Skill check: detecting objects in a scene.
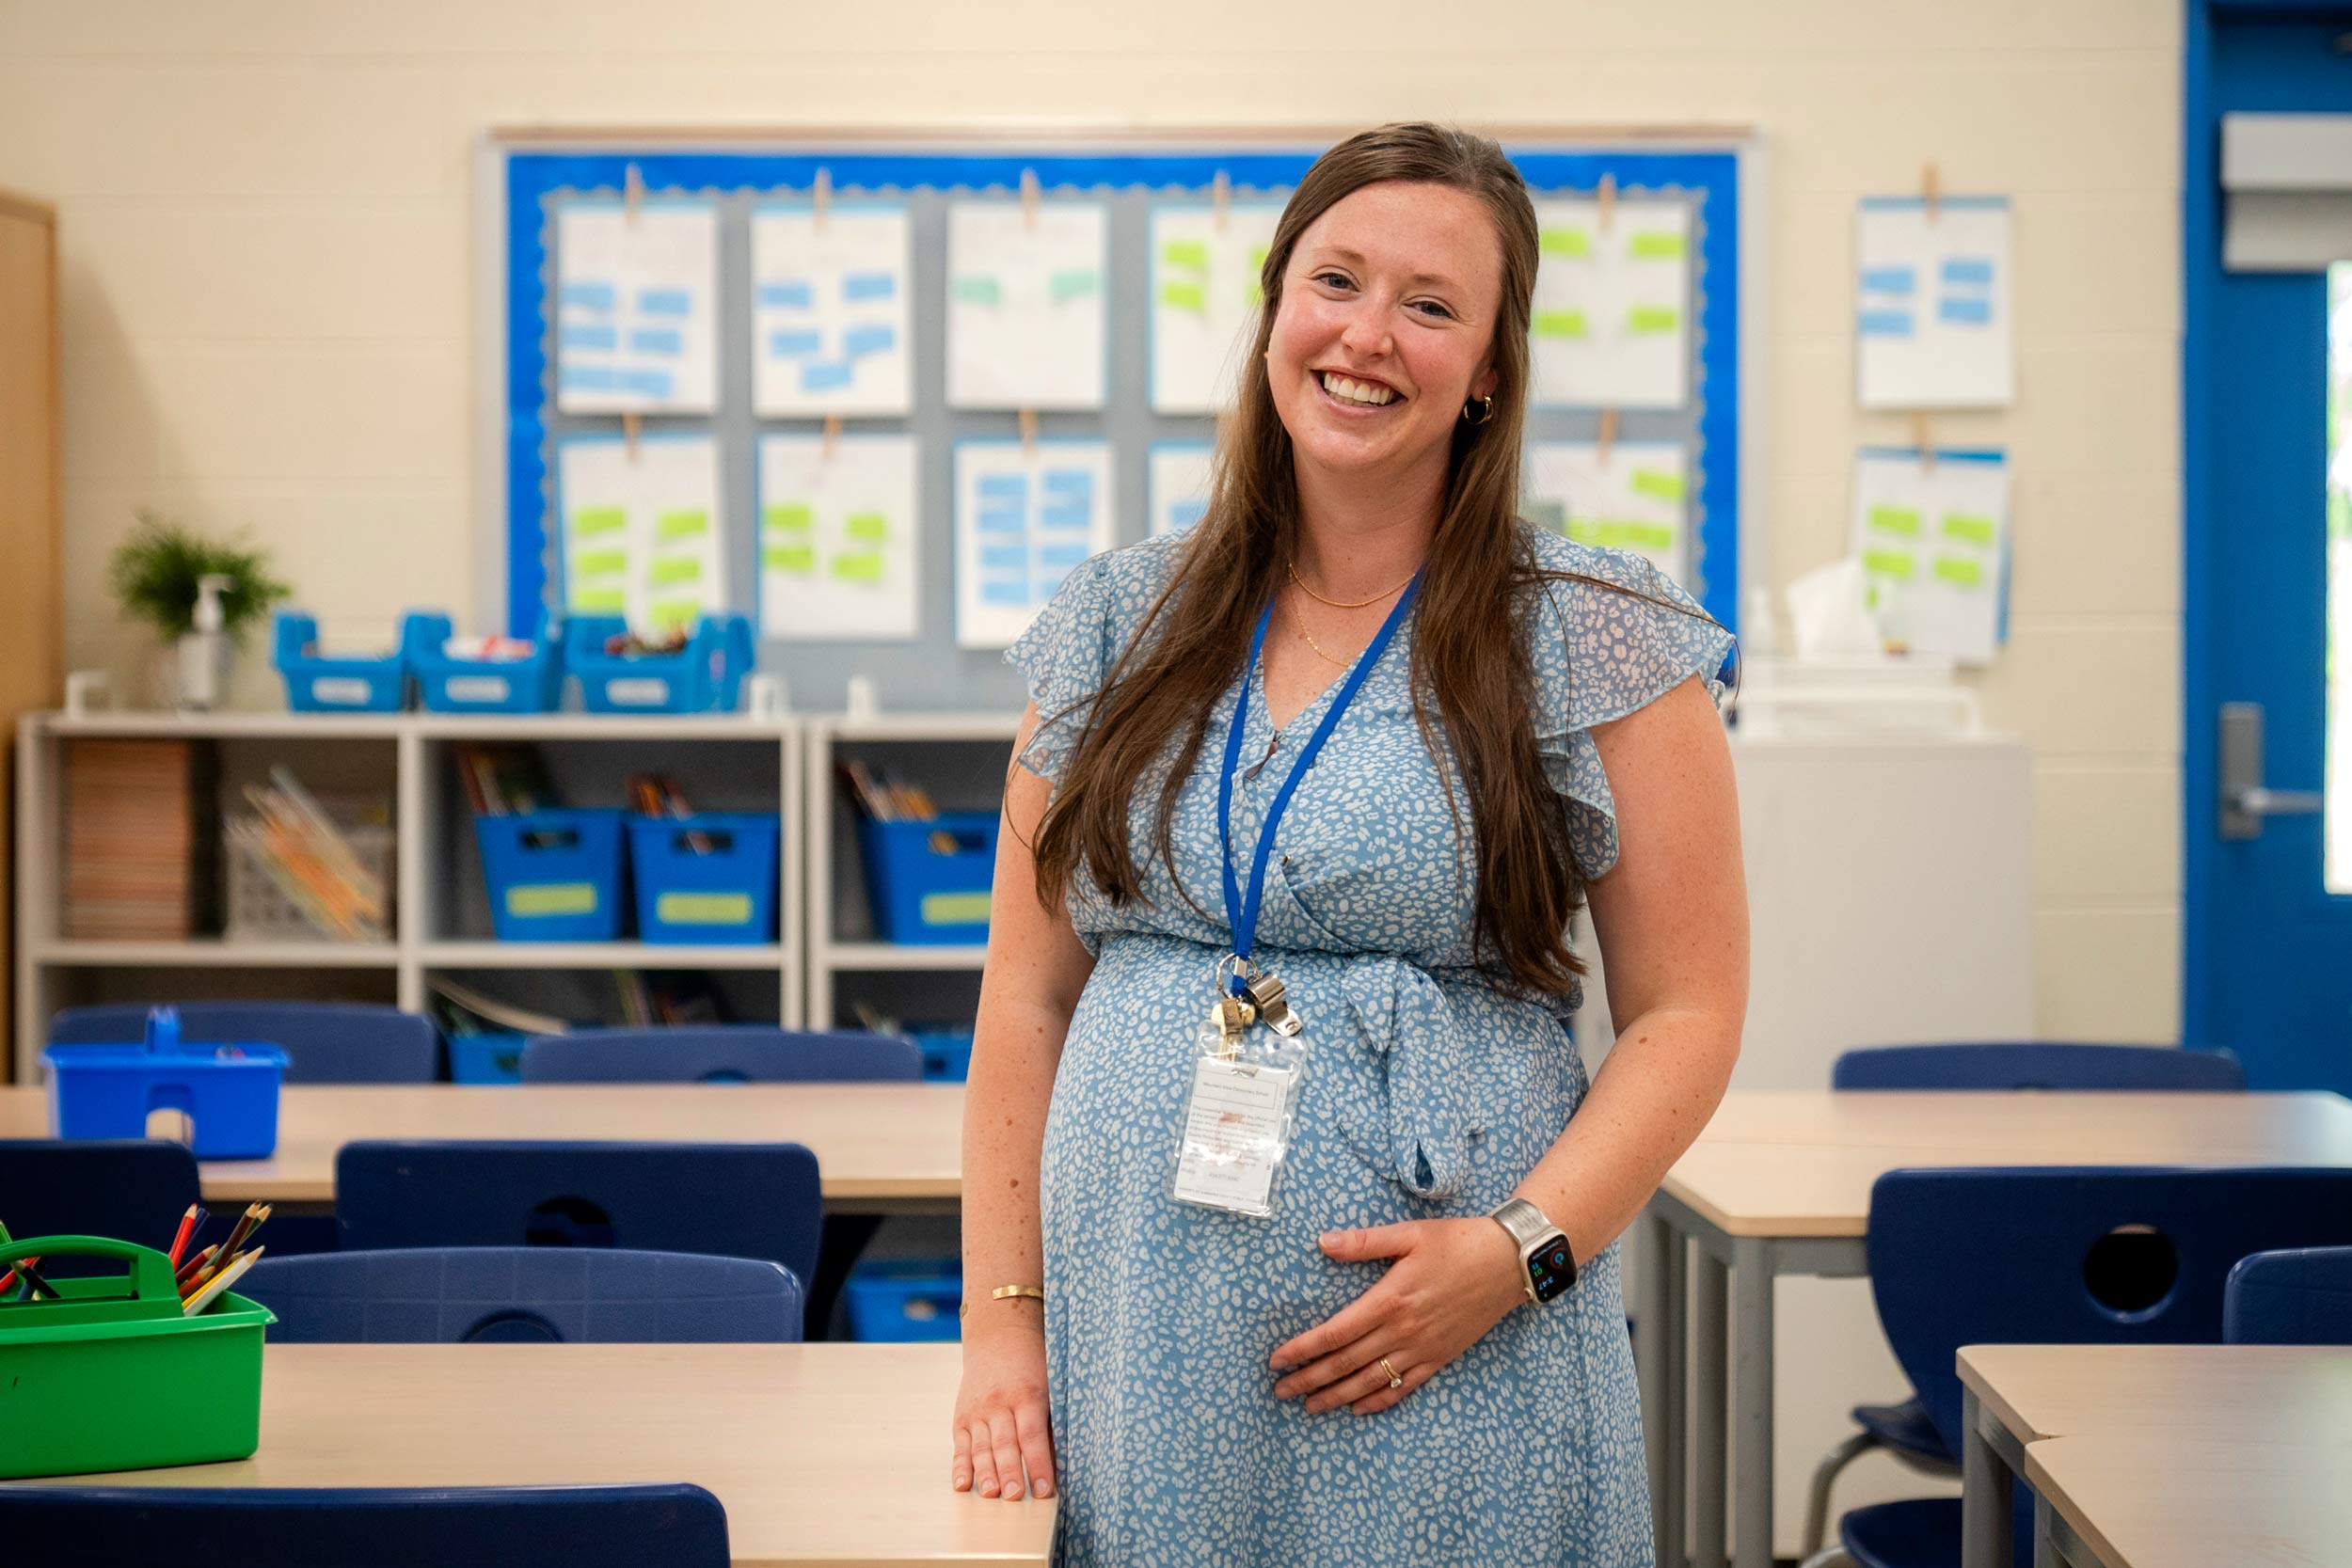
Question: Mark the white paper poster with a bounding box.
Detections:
[946,202,1107,410]
[954,440,1116,648]
[757,434,920,641]
[1855,197,2014,409]
[1523,441,1691,588]
[553,198,719,414]
[1528,197,1691,410]
[1149,202,1283,413]
[1149,442,1216,536]
[750,202,914,418]
[555,433,729,636]
[1849,447,2010,664]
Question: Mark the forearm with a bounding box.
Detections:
[959,988,1076,1327]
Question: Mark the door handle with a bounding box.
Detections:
[2218,702,2325,840]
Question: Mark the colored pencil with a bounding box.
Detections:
[175,1243,219,1291]
[8,1256,56,1300]
[167,1203,202,1268]
[182,1247,262,1315]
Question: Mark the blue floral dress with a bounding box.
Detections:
[1006,524,1734,1568]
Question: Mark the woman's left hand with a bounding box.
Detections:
[1268,1217,1528,1416]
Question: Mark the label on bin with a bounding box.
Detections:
[310,676,373,705]
[920,891,992,927]
[605,677,671,705]
[446,674,511,703]
[508,882,598,917]
[657,892,753,926]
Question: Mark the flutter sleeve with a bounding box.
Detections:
[1002,552,1120,787]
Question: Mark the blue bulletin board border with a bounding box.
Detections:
[501,144,1743,639]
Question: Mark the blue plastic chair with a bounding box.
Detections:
[335,1140,822,1323]
[518,1025,921,1085]
[0,1139,199,1279]
[1833,1166,2352,1568]
[1831,1041,2246,1092]
[243,1246,803,1344]
[0,1483,727,1566]
[2225,1245,2352,1345]
[49,1003,440,1085]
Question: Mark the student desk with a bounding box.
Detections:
[0,1082,967,1214]
[1630,1091,2352,1568]
[1957,1343,2352,1568]
[24,1342,1053,1566]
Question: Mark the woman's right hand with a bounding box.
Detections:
[950,1319,1056,1500]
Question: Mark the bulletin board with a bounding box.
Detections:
[485,132,1753,712]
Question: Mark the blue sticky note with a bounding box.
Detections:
[560,280,616,312]
[1169,500,1208,531]
[841,271,898,303]
[981,579,1031,607]
[629,327,683,356]
[768,329,823,358]
[976,505,1027,535]
[561,324,618,353]
[977,474,1028,502]
[1858,309,1915,339]
[1041,468,1096,500]
[1938,295,1994,325]
[841,324,897,358]
[1038,541,1092,569]
[637,288,692,317]
[1039,501,1094,531]
[560,366,617,393]
[979,544,1028,571]
[800,360,854,392]
[1941,257,1996,287]
[1859,265,1915,296]
[757,279,815,309]
[622,368,675,400]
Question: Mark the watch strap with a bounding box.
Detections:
[1489,1196,1557,1251]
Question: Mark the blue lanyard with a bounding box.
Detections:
[1216,568,1423,993]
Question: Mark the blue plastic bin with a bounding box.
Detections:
[564,614,754,715]
[626,814,779,944]
[272,610,406,712]
[844,1259,963,1342]
[857,811,998,945]
[42,1008,289,1160]
[475,808,628,942]
[446,1032,529,1085]
[911,1029,975,1083]
[403,610,564,714]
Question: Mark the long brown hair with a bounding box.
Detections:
[1029,121,1713,996]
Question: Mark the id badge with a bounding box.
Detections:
[1169,967,1310,1218]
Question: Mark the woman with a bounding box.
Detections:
[952,121,1748,1566]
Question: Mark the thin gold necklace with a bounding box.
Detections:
[1284,591,1359,669]
[1287,560,1414,610]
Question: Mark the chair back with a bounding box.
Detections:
[50,1003,439,1085]
[1869,1166,2352,1455]
[518,1025,920,1085]
[0,1140,199,1276]
[2224,1244,2352,1345]
[0,1483,728,1566]
[1833,1041,2245,1092]
[335,1140,821,1311]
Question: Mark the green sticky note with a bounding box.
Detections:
[1565,517,1603,546]
[1539,227,1592,259]
[508,882,596,917]
[649,557,702,586]
[1533,309,1588,340]
[1593,519,1676,552]
[1248,245,1269,271]
[1933,555,1986,590]
[573,505,627,538]
[1629,230,1687,260]
[765,543,816,575]
[1246,283,1263,307]
[657,892,754,927]
[1049,267,1101,305]
[953,275,1002,307]
[1162,238,1210,273]
[574,587,627,611]
[1941,512,1997,546]
[1863,548,1916,580]
[656,509,708,541]
[1160,280,1207,313]
[648,598,701,631]
[1867,504,1922,538]
[1630,468,1685,503]
[1627,305,1680,334]
[575,548,627,578]
[765,503,814,534]
[844,511,889,542]
[920,890,992,927]
[832,552,885,583]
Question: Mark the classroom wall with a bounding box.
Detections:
[0,1,2184,1042]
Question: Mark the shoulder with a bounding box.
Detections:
[1512,521,1736,729]
[1082,528,1191,619]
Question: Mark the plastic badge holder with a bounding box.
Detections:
[272,609,408,712]
[842,1259,964,1343]
[446,1031,529,1085]
[564,613,755,715]
[626,813,779,944]
[44,1008,289,1160]
[0,1235,275,1479]
[403,610,564,714]
[857,810,999,945]
[474,808,629,942]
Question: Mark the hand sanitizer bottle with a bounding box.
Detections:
[177,573,234,711]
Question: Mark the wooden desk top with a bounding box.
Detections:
[0,1083,966,1206]
[34,1343,1051,1567]
[2025,1432,2352,1568]
[1958,1343,2352,1449]
[1662,1092,2352,1237]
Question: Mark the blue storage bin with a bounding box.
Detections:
[272,610,406,713]
[857,811,998,945]
[844,1259,963,1342]
[564,614,754,715]
[42,1008,288,1161]
[446,1032,529,1085]
[475,808,628,942]
[403,610,564,714]
[626,813,778,944]
[911,1029,975,1083]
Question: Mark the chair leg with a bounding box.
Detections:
[1801,1432,1883,1557]
[807,1214,884,1340]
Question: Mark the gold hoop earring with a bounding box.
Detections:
[1461,395,1495,425]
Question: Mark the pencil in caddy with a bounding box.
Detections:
[272,610,408,712]
[0,1236,275,1479]
[402,610,564,714]
[43,1006,288,1160]
[564,613,753,714]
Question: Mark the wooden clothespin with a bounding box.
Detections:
[1596,407,1619,465]
[1920,160,1940,223]
[1912,411,1936,472]
[1212,169,1232,233]
[814,166,832,232]
[1020,167,1041,232]
[1596,173,1617,233]
[623,410,642,462]
[1018,407,1039,459]
[822,412,841,462]
[624,163,644,226]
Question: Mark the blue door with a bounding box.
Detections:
[2185,4,2352,1090]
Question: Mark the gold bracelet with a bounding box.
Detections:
[957,1284,1045,1320]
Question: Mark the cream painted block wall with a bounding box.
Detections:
[0,0,2184,1040]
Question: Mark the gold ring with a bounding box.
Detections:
[1378,1356,1403,1389]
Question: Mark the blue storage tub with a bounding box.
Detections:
[403,610,564,714]
[272,610,407,713]
[475,808,628,942]
[446,1031,529,1085]
[42,1008,289,1160]
[911,1029,975,1083]
[564,614,754,715]
[626,813,779,944]
[856,811,998,945]
[844,1259,963,1343]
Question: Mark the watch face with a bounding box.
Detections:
[1526,1239,1577,1303]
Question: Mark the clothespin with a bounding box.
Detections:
[1021,167,1040,232]
[822,412,841,462]
[624,163,644,226]
[814,166,832,232]
[1596,172,1616,233]
[1920,161,1940,224]
[624,410,642,462]
[1596,407,1619,465]
[1212,169,1231,233]
[1019,407,1039,459]
[1912,411,1936,472]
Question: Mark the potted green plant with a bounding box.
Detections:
[106,511,291,710]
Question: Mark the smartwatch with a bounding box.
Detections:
[1489,1196,1579,1304]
